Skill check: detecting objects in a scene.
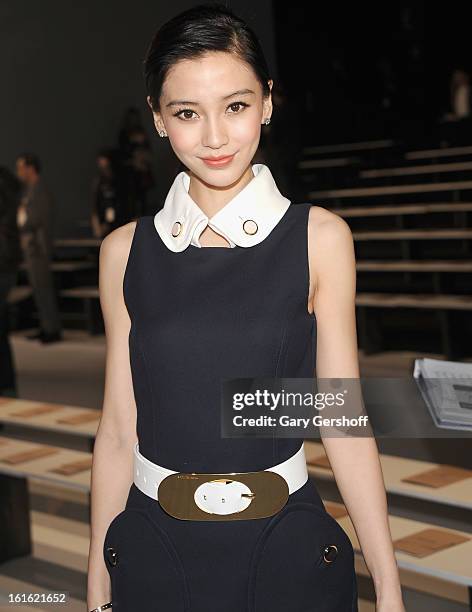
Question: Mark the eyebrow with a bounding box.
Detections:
[165,89,256,107]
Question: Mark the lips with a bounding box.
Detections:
[203,155,233,161]
[200,153,235,167]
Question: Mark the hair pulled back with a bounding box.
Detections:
[144,3,271,112]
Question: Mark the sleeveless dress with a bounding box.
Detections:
[102,191,359,611]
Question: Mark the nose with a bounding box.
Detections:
[201,115,229,149]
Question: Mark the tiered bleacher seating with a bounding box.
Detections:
[300,137,472,359]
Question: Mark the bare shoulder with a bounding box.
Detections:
[307,206,355,311]
[99,221,137,265]
[98,221,138,305]
[307,205,353,249]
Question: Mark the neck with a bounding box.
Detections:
[187,165,254,218]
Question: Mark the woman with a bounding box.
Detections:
[87,5,405,611]
[91,148,128,239]
[117,107,155,218]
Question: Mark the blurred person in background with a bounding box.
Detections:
[16,153,62,343]
[91,148,128,238]
[118,106,155,217]
[441,68,472,144]
[0,167,22,396]
[118,106,146,153]
[450,68,470,119]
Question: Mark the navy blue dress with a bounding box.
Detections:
[103,203,359,611]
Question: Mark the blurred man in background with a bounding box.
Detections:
[16,153,62,343]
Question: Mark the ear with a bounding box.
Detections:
[147,96,166,134]
[262,79,273,121]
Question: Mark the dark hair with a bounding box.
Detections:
[17,152,41,174]
[144,3,271,112]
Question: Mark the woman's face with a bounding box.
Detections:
[149,51,272,188]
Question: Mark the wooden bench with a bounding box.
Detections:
[324,499,472,610]
[355,260,472,299]
[298,156,360,170]
[59,286,101,334]
[54,238,101,248]
[360,161,472,179]
[0,435,93,563]
[355,292,472,310]
[356,260,472,272]
[353,228,472,241]
[303,139,395,156]
[350,227,471,267]
[17,261,95,272]
[406,145,472,161]
[331,202,472,218]
[0,436,92,492]
[305,441,472,511]
[309,180,472,201]
[0,397,99,446]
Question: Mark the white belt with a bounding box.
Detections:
[133,442,308,518]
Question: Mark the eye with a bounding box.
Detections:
[173,108,198,121]
[227,101,249,113]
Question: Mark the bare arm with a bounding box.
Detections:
[86,221,138,610]
[308,206,405,610]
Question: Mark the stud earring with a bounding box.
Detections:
[158,129,167,138]
[263,118,271,125]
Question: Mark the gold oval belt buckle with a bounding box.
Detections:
[157,470,289,521]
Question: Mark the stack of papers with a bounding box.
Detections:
[413,358,472,430]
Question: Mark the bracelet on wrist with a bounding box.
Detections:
[89,602,112,612]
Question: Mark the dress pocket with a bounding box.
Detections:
[247,502,356,612]
[103,507,190,611]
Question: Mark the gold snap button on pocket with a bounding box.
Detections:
[322,544,338,563]
[242,219,258,235]
[106,546,119,566]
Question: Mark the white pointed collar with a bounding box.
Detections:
[154,163,291,252]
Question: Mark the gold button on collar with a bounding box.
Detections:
[171,221,182,237]
[243,219,258,235]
